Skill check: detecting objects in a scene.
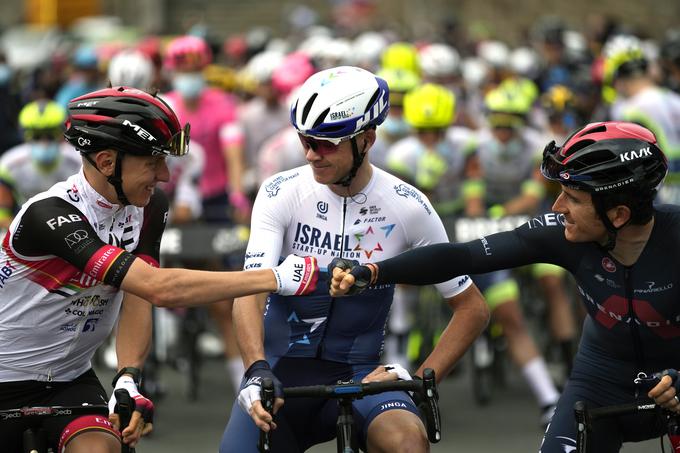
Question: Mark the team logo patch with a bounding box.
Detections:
[602,257,616,273]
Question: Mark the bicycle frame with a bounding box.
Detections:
[258,368,441,453]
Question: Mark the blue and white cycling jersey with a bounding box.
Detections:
[244,164,471,364]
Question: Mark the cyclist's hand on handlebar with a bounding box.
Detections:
[273,254,320,296]
[238,360,284,431]
[648,369,680,413]
[329,258,374,297]
[361,364,412,383]
[108,376,154,447]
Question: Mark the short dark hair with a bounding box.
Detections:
[593,186,656,225]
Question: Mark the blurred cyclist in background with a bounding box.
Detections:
[0,100,81,228]
[603,34,680,205]
[55,44,103,108]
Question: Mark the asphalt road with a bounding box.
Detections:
[98,356,660,453]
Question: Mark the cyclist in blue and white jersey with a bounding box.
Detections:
[221,66,489,453]
[0,87,318,453]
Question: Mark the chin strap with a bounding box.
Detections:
[83,151,131,206]
[592,195,629,251]
[334,136,368,187]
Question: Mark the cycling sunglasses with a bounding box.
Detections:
[25,128,63,141]
[153,123,190,157]
[298,131,363,156]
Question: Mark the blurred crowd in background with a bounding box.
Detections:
[2,0,680,423]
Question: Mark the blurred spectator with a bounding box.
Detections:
[0,100,80,228]
[55,45,103,108]
[0,53,22,155]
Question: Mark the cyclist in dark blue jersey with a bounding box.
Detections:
[331,121,680,452]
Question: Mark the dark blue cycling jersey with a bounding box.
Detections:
[372,206,680,452]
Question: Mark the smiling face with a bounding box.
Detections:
[121,153,170,206]
[551,185,608,243]
[300,129,374,186]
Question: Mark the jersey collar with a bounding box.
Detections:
[75,168,122,218]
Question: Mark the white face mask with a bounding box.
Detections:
[172,72,206,99]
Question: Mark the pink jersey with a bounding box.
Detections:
[164,88,243,198]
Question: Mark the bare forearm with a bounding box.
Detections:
[226,146,245,193]
[233,293,267,368]
[415,293,489,382]
[122,260,278,308]
[116,293,153,369]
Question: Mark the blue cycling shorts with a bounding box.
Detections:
[219,357,420,453]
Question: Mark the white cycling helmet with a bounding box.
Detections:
[509,47,540,78]
[291,66,389,186]
[477,40,510,68]
[351,31,389,70]
[244,50,285,84]
[291,66,389,140]
[108,50,154,90]
[419,43,460,79]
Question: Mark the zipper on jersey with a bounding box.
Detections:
[624,267,646,374]
[316,197,348,358]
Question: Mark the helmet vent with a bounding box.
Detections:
[301,93,318,125]
[578,124,607,137]
[312,108,330,129]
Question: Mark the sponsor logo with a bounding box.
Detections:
[635,281,674,294]
[77,137,91,147]
[46,214,83,230]
[245,251,265,259]
[379,401,408,411]
[480,237,492,255]
[122,119,156,142]
[620,147,651,162]
[602,257,616,273]
[527,213,566,229]
[97,199,113,209]
[329,108,355,120]
[76,101,98,108]
[594,178,634,192]
[67,185,80,202]
[0,260,17,289]
[316,201,328,221]
[64,229,89,249]
[59,323,78,332]
[265,172,300,198]
[244,263,262,269]
[1,412,21,420]
[90,247,117,277]
[458,275,470,286]
[359,207,368,215]
[355,93,387,131]
[393,184,431,215]
[83,318,99,332]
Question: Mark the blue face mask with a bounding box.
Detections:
[31,143,60,165]
[382,116,410,138]
[0,64,12,86]
[172,73,206,99]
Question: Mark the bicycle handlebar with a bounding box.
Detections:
[114,389,137,453]
[258,368,441,453]
[0,404,109,421]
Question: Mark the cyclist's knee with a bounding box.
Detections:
[59,415,120,453]
[367,410,428,453]
[492,301,527,335]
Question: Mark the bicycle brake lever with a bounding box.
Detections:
[421,368,441,443]
[258,378,274,453]
[114,389,136,453]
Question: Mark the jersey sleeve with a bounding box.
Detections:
[11,197,136,287]
[132,190,169,267]
[398,187,472,298]
[242,177,289,271]
[375,212,573,287]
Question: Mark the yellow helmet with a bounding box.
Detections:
[377,68,420,107]
[541,84,574,113]
[403,83,455,129]
[19,101,66,139]
[484,85,530,128]
[602,34,647,86]
[381,42,420,75]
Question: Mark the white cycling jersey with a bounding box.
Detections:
[244,164,471,362]
[0,169,167,382]
[0,143,82,204]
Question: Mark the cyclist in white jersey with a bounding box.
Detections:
[0,100,81,228]
[221,66,488,453]
[0,87,318,453]
[603,34,680,204]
